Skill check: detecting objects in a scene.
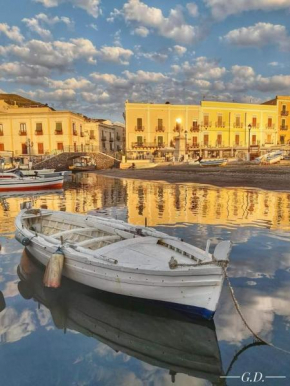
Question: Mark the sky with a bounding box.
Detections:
[0,0,290,121]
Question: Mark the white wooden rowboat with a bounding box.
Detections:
[0,173,64,191]
[18,251,223,383]
[199,159,227,167]
[15,209,232,319]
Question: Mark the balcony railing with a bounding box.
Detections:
[135,126,145,132]
[266,124,275,129]
[215,122,225,128]
[132,142,165,148]
[200,122,212,128]
[101,136,107,141]
[80,132,84,137]
[55,130,63,135]
[188,144,200,149]
[190,125,199,132]
[73,129,78,136]
[89,134,95,140]
[155,126,165,132]
[35,130,43,135]
[281,110,289,116]
[233,123,244,128]
[116,135,121,141]
[109,138,114,142]
[19,130,27,136]
[215,142,225,148]
[281,125,288,130]
[251,123,260,129]
[173,126,183,133]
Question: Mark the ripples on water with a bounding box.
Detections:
[0,173,290,386]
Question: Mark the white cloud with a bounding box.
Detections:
[204,0,290,20]
[133,26,149,37]
[173,45,187,56]
[268,62,279,66]
[222,23,289,49]
[0,62,50,77]
[122,0,199,44]
[0,23,24,43]
[172,56,226,79]
[34,0,101,18]
[90,72,129,87]
[186,3,199,17]
[88,23,98,31]
[22,18,52,40]
[21,88,77,102]
[0,38,97,69]
[48,77,93,90]
[97,46,133,65]
[123,70,169,83]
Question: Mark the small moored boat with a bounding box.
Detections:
[199,159,227,167]
[15,208,232,319]
[0,173,64,191]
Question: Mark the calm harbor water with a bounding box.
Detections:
[0,173,290,386]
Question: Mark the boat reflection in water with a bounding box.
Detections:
[18,250,224,385]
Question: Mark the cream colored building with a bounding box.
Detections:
[125,100,278,159]
[0,94,124,162]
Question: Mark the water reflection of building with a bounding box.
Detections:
[126,181,290,230]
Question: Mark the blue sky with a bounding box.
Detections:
[0,0,290,121]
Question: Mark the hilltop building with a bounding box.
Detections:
[0,94,125,163]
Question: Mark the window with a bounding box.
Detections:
[72,122,77,135]
[282,119,286,128]
[235,135,239,145]
[282,105,286,113]
[0,124,3,135]
[157,136,163,145]
[137,136,143,145]
[268,117,272,128]
[56,122,63,132]
[252,117,257,127]
[158,119,163,130]
[204,115,209,126]
[235,116,241,127]
[20,123,27,135]
[137,118,143,130]
[36,123,42,132]
[204,134,209,146]
[74,143,77,152]
[38,143,44,154]
[22,143,28,154]
[217,134,222,145]
[192,136,198,146]
[252,135,257,145]
[57,142,63,151]
[192,120,198,129]
[90,130,95,139]
[217,114,223,127]
[0,143,4,151]
[280,136,285,144]
[266,134,272,144]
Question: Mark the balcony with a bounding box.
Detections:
[116,135,121,141]
[266,124,275,129]
[233,123,244,128]
[35,130,43,135]
[101,136,107,141]
[19,130,27,136]
[200,122,212,128]
[251,123,260,129]
[73,129,78,136]
[280,125,288,130]
[155,126,165,132]
[89,134,95,140]
[173,126,183,133]
[135,126,145,132]
[188,144,200,149]
[190,125,200,132]
[215,142,225,148]
[55,130,63,135]
[109,138,114,142]
[281,110,289,116]
[80,132,84,137]
[132,142,165,149]
[215,122,225,128]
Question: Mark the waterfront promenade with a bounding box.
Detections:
[96,163,290,191]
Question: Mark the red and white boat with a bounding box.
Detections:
[0,172,64,192]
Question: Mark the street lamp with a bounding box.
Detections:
[176,118,182,137]
[248,124,252,161]
[185,130,188,154]
[26,138,34,167]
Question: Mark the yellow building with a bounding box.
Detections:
[125,99,278,159]
[263,96,290,145]
[0,94,125,163]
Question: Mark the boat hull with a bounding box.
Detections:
[23,240,224,320]
[0,176,63,191]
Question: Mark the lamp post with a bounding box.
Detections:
[248,124,252,161]
[185,130,188,154]
[26,138,34,168]
[176,118,182,137]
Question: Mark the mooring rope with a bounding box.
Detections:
[223,267,290,355]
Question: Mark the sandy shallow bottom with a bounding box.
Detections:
[95,164,290,191]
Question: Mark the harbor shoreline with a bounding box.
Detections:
[94,164,290,191]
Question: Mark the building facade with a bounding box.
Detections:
[125,99,280,159]
[0,94,125,162]
[263,96,290,145]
